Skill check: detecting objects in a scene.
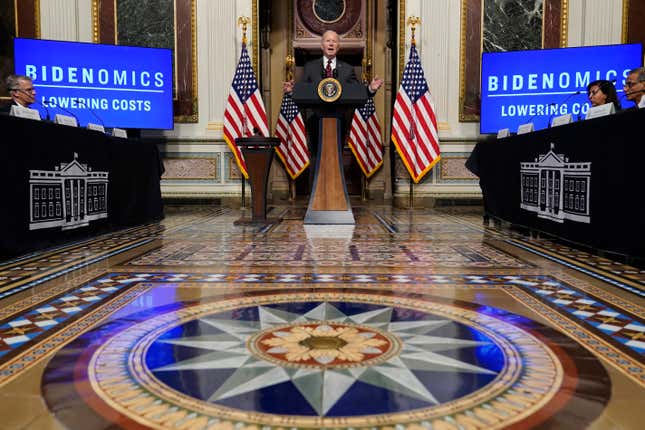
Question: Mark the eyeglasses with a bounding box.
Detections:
[624,80,643,88]
[11,87,35,93]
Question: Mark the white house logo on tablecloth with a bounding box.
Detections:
[520,143,591,224]
[29,153,109,231]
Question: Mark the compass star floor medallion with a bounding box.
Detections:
[42,290,609,429]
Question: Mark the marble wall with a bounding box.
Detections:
[117,0,174,49]
[483,0,543,52]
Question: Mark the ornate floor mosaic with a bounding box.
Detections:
[0,203,643,429]
[126,240,532,268]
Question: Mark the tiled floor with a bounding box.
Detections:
[0,202,643,429]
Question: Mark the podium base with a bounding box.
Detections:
[304,209,355,225]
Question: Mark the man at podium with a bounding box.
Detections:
[282,30,383,97]
[282,30,383,189]
[283,30,383,224]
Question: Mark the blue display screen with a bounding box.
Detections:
[14,37,173,130]
[480,43,643,134]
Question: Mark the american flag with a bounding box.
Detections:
[223,41,269,179]
[347,97,383,178]
[275,93,309,179]
[391,42,440,183]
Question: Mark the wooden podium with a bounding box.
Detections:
[292,82,367,224]
[235,136,280,223]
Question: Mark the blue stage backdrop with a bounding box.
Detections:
[480,43,643,134]
[14,38,173,130]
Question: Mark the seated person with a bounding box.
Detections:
[586,79,620,111]
[0,74,37,114]
[623,67,645,108]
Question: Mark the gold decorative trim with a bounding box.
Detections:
[252,1,259,75]
[560,0,569,47]
[91,0,99,42]
[365,0,373,82]
[13,0,18,35]
[113,0,117,43]
[622,0,629,43]
[458,0,468,122]
[541,3,546,47]
[189,0,198,122]
[35,0,41,37]
[398,0,406,80]
[288,1,293,55]
[173,3,178,94]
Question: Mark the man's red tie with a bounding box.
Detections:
[325,59,333,78]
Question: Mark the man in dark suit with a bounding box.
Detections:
[0,74,37,114]
[283,30,383,189]
[283,30,383,94]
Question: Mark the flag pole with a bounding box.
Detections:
[285,54,296,202]
[391,15,439,208]
[407,16,420,210]
[238,16,250,210]
[361,56,369,201]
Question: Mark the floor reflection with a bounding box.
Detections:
[0,203,643,429]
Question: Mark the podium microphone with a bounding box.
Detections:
[75,98,106,130]
[546,90,582,126]
[620,88,645,98]
[43,99,80,126]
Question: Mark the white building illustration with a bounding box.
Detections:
[29,153,109,231]
[520,143,591,224]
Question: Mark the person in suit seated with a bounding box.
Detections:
[0,74,37,114]
[623,67,645,108]
[586,79,621,111]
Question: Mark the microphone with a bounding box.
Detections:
[43,99,80,126]
[621,88,645,98]
[75,98,106,130]
[545,90,582,127]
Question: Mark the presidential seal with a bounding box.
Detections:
[317,77,342,102]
